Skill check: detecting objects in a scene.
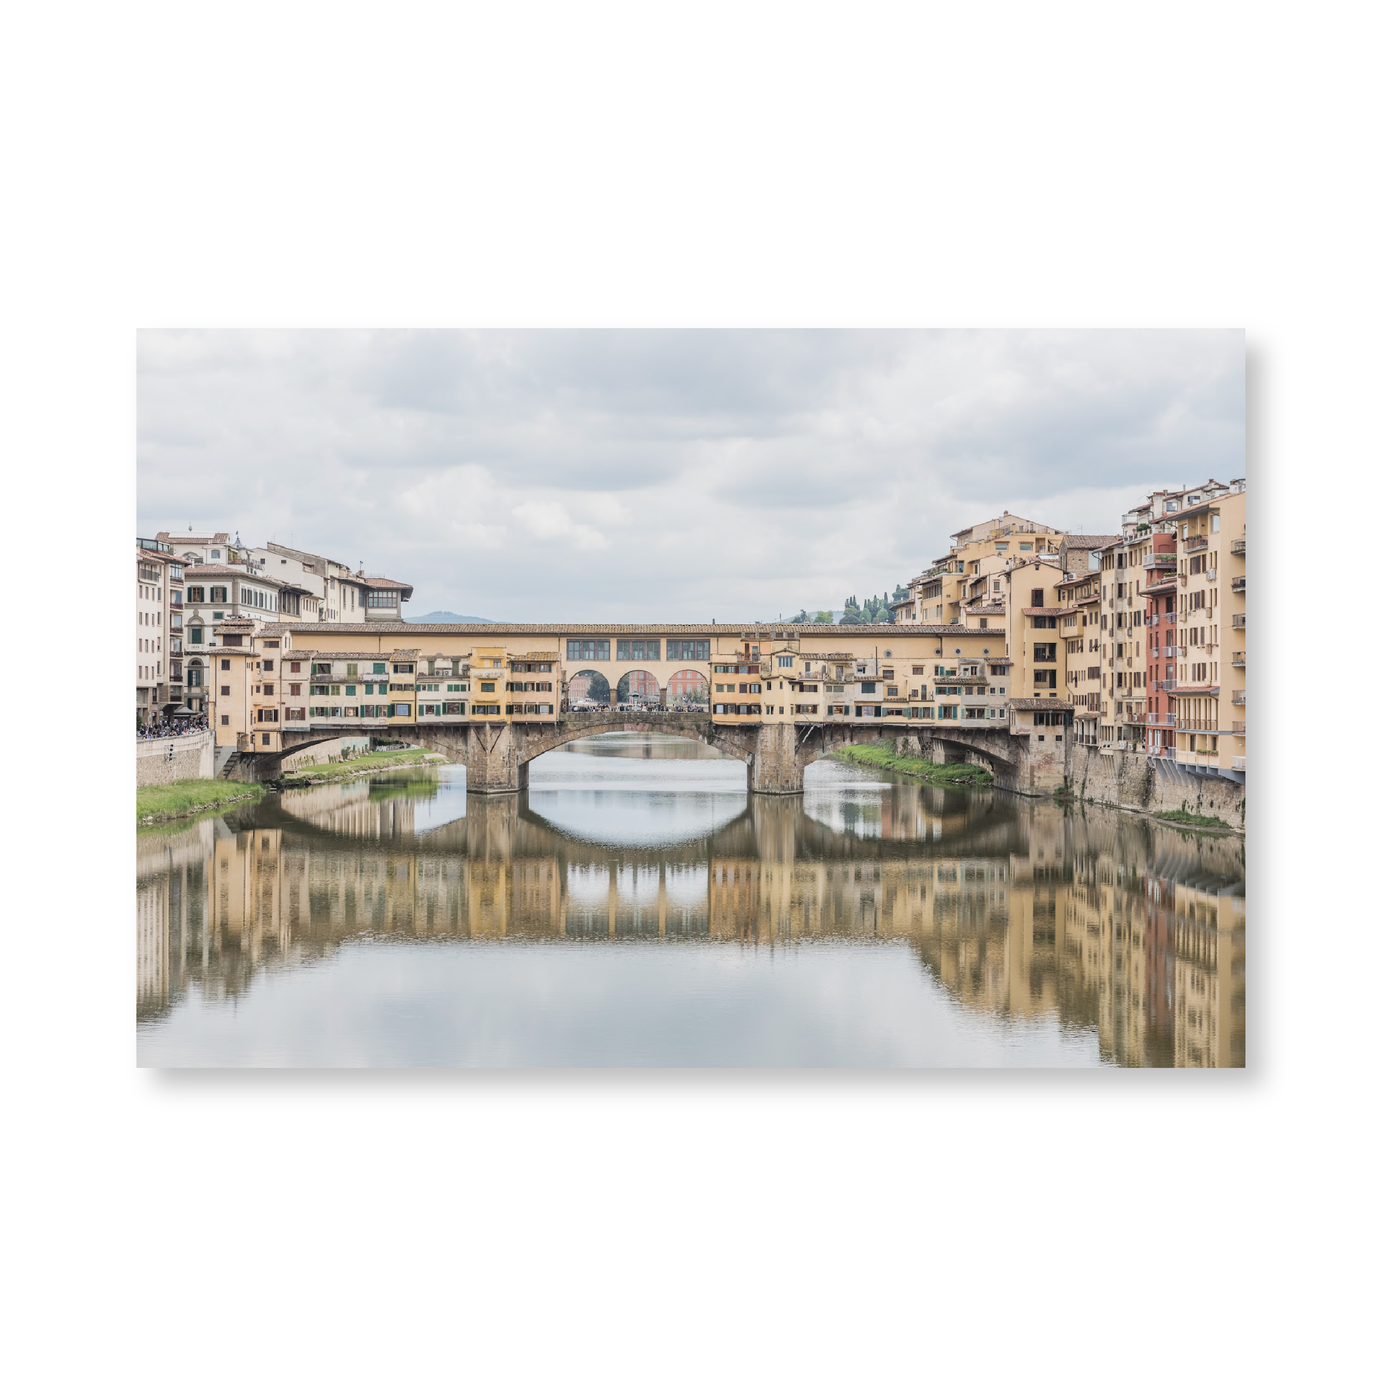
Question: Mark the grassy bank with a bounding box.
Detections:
[834,743,993,786]
[1154,807,1236,831]
[280,747,446,785]
[138,779,264,824]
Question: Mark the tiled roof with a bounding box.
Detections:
[965,604,1006,614]
[361,577,415,597]
[281,650,391,661]
[1021,606,1079,617]
[1062,535,1120,549]
[389,649,421,660]
[215,618,258,631]
[513,651,561,660]
[1008,697,1074,710]
[280,621,1005,637]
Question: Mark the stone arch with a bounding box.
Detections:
[666,668,709,706]
[566,668,613,709]
[616,669,662,706]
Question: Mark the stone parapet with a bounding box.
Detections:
[136,730,215,786]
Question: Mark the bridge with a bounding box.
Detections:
[233,709,1061,795]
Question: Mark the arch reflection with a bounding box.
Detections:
[137,762,1245,1067]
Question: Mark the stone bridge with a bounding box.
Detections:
[236,711,1065,795]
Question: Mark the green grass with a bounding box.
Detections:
[1155,807,1236,830]
[283,747,446,780]
[137,778,264,823]
[835,743,993,786]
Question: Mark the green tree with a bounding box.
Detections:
[813,609,834,624]
[587,672,610,705]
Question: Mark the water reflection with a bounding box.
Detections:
[137,743,1245,1068]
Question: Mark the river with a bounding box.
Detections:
[136,733,1245,1068]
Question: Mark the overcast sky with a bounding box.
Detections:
[137,330,1243,622]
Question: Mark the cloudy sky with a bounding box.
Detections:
[137,330,1243,622]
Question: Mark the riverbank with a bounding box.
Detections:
[833,743,993,786]
[277,748,446,788]
[137,779,264,825]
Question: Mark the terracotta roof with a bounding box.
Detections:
[513,651,560,660]
[389,649,421,660]
[360,577,415,597]
[1021,607,1079,617]
[181,562,266,576]
[137,549,172,566]
[1062,535,1119,549]
[965,604,1006,615]
[285,651,395,661]
[279,621,1004,636]
[215,618,258,631]
[1008,697,1074,710]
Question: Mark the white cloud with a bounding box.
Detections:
[138,330,1243,620]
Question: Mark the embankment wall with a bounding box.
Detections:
[280,735,372,772]
[136,730,215,786]
[1067,745,1245,829]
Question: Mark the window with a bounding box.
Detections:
[1033,643,1057,662]
[567,639,610,661]
[209,587,227,603]
[373,662,386,674]
[189,627,203,644]
[667,639,710,660]
[393,704,411,716]
[366,591,398,609]
[861,681,875,694]
[777,655,793,668]
[288,683,301,696]
[392,663,415,673]
[471,704,501,715]
[220,659,230,671]
[186,586,205,603]
[1031,589,1044,608]
[616,639,660,660]
[1019,542,1032,551]
[1033,669,1057,687]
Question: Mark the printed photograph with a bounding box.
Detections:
[136,329,1245,1068]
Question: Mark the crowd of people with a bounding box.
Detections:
[137,713,209,739]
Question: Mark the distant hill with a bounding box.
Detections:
[403,611,495,625]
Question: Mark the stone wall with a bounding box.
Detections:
[1067,744,1246,829]
[280,735,371,772]
[136,730,215,786]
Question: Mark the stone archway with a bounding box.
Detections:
[616,669,662,708]
[666,668,709,708]
[566,668,613,710]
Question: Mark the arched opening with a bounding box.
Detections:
[566,669,612,710]
[667,669,709,710]
[616,670,661,710]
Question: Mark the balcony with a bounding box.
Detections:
[1231,539,1245,555]
[1232,756,1246,771]
[1232,614,1246,629]
[1182,535,1207,552]
[1231,576,1246,592]
[1151,553,1177,567]
[1232,721,1246,734]
[1232,690,1245,705]
[1164,611,1177,624]
[1161,679,1176,692]
[1232,652,1245,667]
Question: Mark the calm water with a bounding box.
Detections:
[136,734,1245,1068]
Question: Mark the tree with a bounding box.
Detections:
[616,673,630,704]
[813,609,834,624]
[873,606,890,624]
[587,672,610,705]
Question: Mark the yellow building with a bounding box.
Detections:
[1158,483,1246,781]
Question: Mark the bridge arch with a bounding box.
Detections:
[566,668,613,708]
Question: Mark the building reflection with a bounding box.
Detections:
[137,777,1245,1067]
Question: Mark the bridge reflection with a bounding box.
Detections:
[138,773,1245,1066]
